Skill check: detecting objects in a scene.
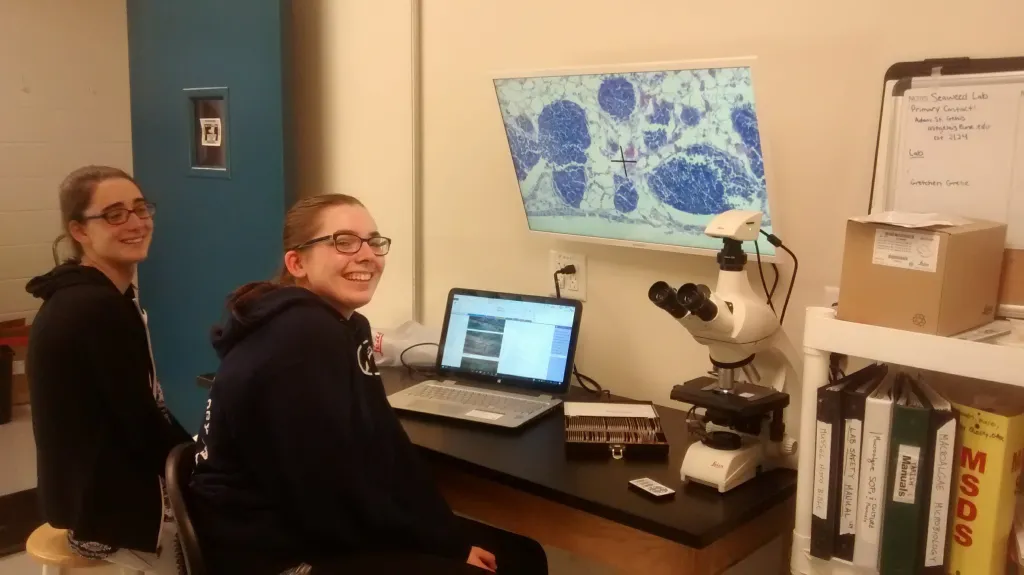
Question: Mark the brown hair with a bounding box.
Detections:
[53,165,139,263]
[225,194,365,318]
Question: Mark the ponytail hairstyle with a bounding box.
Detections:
[225,194,365,320]
[53,165,138,264]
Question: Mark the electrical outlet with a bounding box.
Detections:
[550,250,587,301]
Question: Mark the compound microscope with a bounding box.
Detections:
[649,210,801,493]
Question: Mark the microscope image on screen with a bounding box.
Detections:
[493,62,774,255]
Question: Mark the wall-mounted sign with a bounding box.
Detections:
[191,95,227,169]
[199,117,222,147]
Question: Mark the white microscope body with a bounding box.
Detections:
[649,210,800,493]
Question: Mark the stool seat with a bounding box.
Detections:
[26,523,107,569]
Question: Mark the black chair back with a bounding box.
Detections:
[166,442,207,575]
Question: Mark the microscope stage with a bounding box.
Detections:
[670,376,789,417]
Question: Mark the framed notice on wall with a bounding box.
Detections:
[869,56,1024,318]
[184,86,230,178]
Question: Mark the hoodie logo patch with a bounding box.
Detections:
[358,339,381,377]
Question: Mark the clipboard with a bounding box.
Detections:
[868,56,1024,319]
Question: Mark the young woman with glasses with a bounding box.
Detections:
[25,165,192,574]
[190,194,547,574]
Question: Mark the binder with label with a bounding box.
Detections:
[835,363,888,561]
[916,378,959,574]
[880,374,934,574]
[811,377,846,559]
[811,366,881,560]
[853,373,900,568]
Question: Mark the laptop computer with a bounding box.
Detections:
[387,288,583,428]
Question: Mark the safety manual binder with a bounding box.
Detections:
[834,363,888,561]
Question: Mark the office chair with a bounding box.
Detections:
[165,442,207,575]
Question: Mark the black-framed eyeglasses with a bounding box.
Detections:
[291,232,391,256]
[82,202,156,226]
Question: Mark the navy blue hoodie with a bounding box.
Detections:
[189,286,469,574]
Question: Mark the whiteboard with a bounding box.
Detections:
[871,68,1024,318]
[889,82,1024,247]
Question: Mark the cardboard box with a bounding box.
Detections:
[837,217,1006,335]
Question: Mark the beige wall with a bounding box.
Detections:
[290,0,1024,439]
[417,0,1024,433]
[291,0,417,328]
[0,0,133,323]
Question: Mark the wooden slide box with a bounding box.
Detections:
[564,401,669,461]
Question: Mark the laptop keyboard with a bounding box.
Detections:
[407,383,547,415]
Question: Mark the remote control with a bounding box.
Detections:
[629,477,676,499]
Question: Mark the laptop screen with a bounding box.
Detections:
[439,292,579,389]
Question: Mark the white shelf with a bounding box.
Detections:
[803,307,1024,386]
[792,308,1024,574]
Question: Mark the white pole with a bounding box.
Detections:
[409,0,424,324]
[791,307,833,575]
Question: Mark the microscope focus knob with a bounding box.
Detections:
[781,436,798,455]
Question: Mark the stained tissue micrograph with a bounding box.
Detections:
[598,77,636,120]
[494,66,774,254]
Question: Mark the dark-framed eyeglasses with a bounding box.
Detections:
[291,232,391,256]
[82,202,156,226]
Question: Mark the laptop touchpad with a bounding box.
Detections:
[409,400,465,416]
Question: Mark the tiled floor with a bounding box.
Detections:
[0,407,36,498]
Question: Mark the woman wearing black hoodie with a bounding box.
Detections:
[26,166,191,574]
[190,195,547,574]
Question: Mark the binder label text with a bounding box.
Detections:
[840,419,862,535]
[925,419,956,567]
[858,430,886,543]
[893,444,921,504]
[813,421,832,519]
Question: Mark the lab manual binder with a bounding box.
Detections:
[878,373,959,575]
[810,364,885,560]
[834,363,888,562]
[852,372,899,569]
[916,378,958,574]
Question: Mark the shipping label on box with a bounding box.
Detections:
[871,228,940,272]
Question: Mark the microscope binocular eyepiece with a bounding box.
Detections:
[648,281,688,319]
[677,283,718,322]
[649,281,719,322]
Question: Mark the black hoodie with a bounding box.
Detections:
[25,263,191,552]
[190,286,469,574]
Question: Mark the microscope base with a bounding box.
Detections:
[680,439,764,493]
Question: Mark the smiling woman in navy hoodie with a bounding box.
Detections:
[190,194,547,575]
